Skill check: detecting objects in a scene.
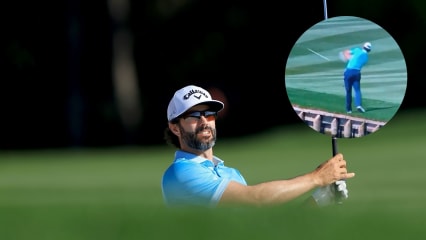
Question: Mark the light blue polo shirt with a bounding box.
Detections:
[161,150,247,207]
[346,47,369,70]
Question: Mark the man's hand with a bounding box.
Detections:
[313,153,355,187]
[310,153,354,207]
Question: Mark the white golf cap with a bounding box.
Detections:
[363,42,372,51]
[167,85,224,121]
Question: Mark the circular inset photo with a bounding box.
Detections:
[284,16,407,138]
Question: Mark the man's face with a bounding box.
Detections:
[176,104,217,151]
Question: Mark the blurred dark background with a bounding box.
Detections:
[1,0,425,149]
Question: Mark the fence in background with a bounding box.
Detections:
[293,106,386,138]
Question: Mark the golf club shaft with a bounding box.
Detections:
[332,135,344,204]
[332,135,338,156]
[324,0,343,205]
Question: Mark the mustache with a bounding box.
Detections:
[195,125,214,134]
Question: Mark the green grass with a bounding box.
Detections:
[0,109,425,240]
[286,87,400,121]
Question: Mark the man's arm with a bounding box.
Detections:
[219,153,355,206]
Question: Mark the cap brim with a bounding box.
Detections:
[203,100,224,112]
[171,100,224,121]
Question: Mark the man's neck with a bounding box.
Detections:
[181,147,214,161]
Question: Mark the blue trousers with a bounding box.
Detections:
[343,69,362,112]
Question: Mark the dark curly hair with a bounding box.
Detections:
[164,122,180,148]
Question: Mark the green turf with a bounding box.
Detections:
[286,87,400,121]
[0,109,425,240]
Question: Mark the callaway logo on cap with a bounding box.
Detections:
[167,85,224,121]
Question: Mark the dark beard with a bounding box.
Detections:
[179,125,217,151]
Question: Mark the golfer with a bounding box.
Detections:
[342,42,372,113]
[162,85,355,207]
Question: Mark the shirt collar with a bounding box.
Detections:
[174,150,224,166]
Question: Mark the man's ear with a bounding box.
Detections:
[168,122,180,136]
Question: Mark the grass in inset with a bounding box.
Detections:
[286,87,400,122]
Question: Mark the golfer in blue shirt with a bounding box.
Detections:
[162,85,355,208]
[342,42,372,113]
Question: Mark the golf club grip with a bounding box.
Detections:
[332,136,344,204]
[332,136,338,156]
